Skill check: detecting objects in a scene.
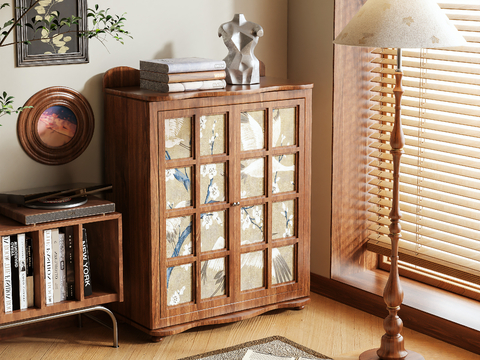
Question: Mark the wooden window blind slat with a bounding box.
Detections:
[371,67,480,86]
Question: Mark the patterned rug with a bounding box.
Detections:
[177,336,333,360]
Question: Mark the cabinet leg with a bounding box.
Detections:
[151,335,164,343]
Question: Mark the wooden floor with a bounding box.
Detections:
[0,292,478,360]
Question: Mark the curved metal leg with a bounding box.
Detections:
[0,305,119,348]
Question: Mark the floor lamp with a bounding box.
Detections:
[333,1,466,359]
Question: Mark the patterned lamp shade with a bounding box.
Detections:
[333,0,466,48]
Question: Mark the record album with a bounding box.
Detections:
[25,196,88,209]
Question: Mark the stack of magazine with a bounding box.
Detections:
[139,57,227,93]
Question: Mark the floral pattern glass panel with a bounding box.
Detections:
[272,108,296,147]
[241,111,264,151]
[201,210,226,252]
[201,257,226,299]
[200,163,226,204]
[166,166,192,209]
[200,114,225,156]
[272,154,295,194]
[165,117,192,160]
[167,264,193,306]
[241,158,265,198]
[240,204,264,245]
[272,245,295,285]
[272,200,295,240]
[241,250,264,291]
[166,215,193,258]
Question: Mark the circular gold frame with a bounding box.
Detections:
[17,86,94,165]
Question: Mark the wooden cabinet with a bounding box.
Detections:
[0,210,123,324]
[103,67,313,341]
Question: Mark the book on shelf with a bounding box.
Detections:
[139,57,226,74]
[44,229,54,305]
[26,237,34,308]
[140,79,226,93]
[2,236,12,313]
[58,231,67,302]
[140,69,226,83]
[82,228,92,296]
[10,235,20,311]
[52,228,61,303]
[63,226,75,300]
[0,195,115,225]
[17,233,27,310]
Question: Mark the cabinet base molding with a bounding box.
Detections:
[116,297,310,342]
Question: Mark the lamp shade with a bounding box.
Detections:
[333,0,467,48]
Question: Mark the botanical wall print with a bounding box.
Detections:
[241,250,264,291]
[166,215,193,259]
[167,264,193,306]
[241,157,265,198]
[201,257,226,299]
[272,245,294,285]
[272,108,296,147]
[165,117,192,160]
[200,163,225,204]
[165,166,192,209]
[200,114,225,156]
[241,204,264,245]
[201,210,226,252]
[240,110,264,151]
[272,200,295,240]
[15,0,88,66]
[272,154,295,194]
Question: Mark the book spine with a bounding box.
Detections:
[139,59,226,74]
[82,228,92,296]
[140,79,226,93]
[10,235,19,311]
[44,229,53,305]
[58,231,67,301]
[2,236,12,313]
[65,226,75,300]
[139,70,227,83]
[26,237,34,308]
[17,233,27,310]
[51,228,60,303]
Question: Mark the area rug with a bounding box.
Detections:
[177,336,333,360]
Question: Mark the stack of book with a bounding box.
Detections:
[139,57,227,93]
[2,226,92,312]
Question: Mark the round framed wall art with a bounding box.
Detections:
[17,86,94,165]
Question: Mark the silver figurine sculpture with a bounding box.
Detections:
[218,14,264,85]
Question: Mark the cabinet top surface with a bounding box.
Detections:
[103,67,313,102]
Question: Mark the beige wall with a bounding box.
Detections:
[0,0,332,277]
[288,0,334,277]
[0,0,287,190]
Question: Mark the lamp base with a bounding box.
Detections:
[359,349,425,360]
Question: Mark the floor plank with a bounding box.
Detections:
[1,293,478,359]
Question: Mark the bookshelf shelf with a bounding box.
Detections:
[0,209,123,339]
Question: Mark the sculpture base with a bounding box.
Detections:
[359,349,425,360]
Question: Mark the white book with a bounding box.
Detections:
[58,232,67,301]
[17,233,27,310]
[139,57,226,74]
[2,236,12,313]
[51,228,60,303]
[44,229,54,305]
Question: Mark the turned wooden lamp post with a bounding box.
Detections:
[333,0,466,359]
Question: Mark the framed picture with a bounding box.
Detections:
[15,0,88,67]
[17,86,94,165]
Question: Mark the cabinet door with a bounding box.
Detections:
[158,107,233,321]
[236,100,306,303]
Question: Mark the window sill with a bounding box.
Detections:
[311,270,480,354]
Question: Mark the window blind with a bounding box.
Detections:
[366,1,480,287]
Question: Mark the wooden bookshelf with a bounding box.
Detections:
[0,210,123,325]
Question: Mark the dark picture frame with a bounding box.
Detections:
[15,0,88,67]
[17,86,94,165]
